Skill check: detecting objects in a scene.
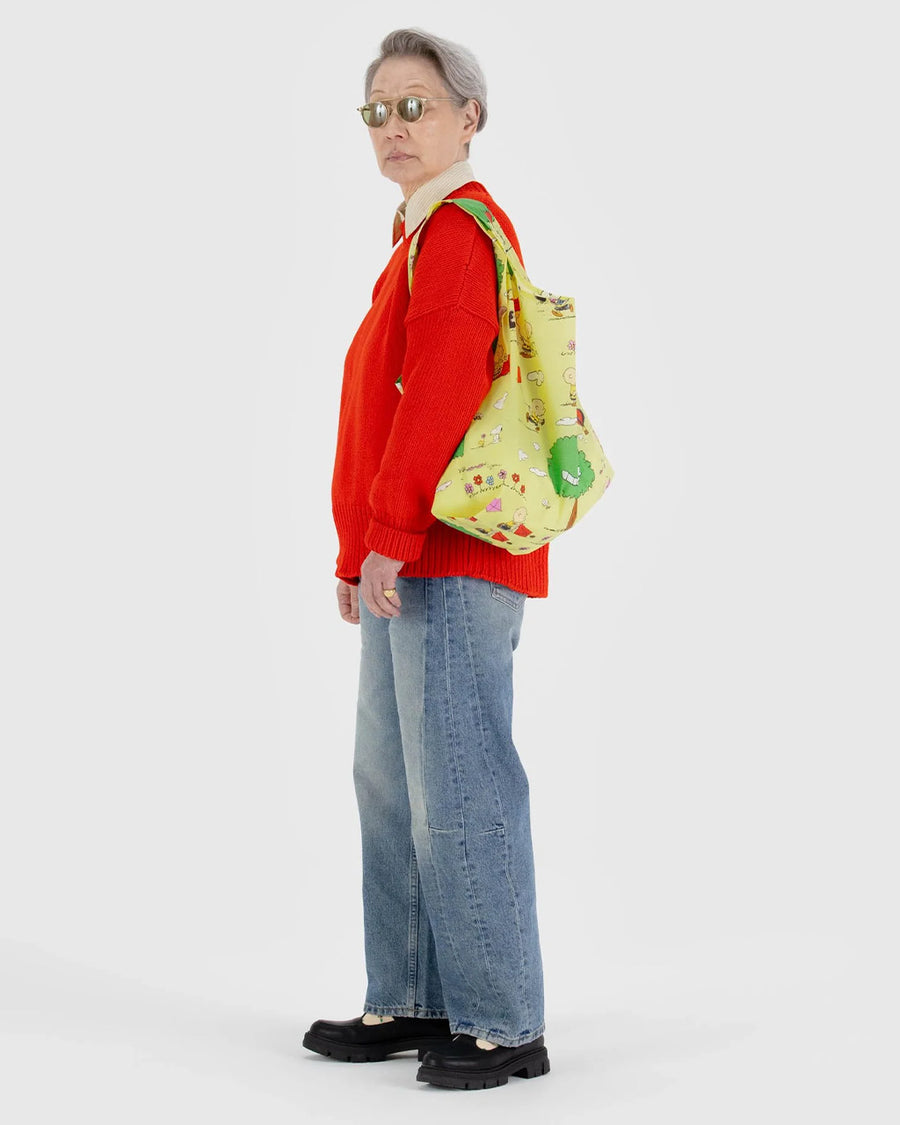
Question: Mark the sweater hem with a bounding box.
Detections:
[334,503,549,599]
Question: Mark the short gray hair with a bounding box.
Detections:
[364,28,488,132]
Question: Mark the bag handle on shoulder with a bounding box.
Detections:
[407,197,525,294]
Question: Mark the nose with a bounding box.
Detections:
[382,104,408,136]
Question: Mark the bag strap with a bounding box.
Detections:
[406,197,526,293]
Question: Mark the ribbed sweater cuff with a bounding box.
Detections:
[365,517,427,562]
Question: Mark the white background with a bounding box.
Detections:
[1,1,897,1121]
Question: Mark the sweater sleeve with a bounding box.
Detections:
[364,207,500,561]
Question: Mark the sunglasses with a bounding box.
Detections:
[357,95,458,128]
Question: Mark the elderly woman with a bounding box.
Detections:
[302,28,551,1090]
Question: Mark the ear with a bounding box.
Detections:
[462,98,480,137]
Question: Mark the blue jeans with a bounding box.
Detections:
[352,574,545,1048]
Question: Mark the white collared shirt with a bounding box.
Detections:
[393,160,476,243]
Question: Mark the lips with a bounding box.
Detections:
[387,152,413,161]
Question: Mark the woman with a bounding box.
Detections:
[302,28,551,1091]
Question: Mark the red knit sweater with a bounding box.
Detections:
[331,181,550,598]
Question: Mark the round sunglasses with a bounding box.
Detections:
[357,95,458,128]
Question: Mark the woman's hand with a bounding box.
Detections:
[359,550,404,619]
[336,580,360,624]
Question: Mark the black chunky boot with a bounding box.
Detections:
[302,1014,454,1063]
[417,1033,551,1088]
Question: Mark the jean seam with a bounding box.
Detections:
[456,576,513,1016]
[407,834,419,1010]
[499,808,531,1028]
[420,578,483,1020]
[465,578,532,1028]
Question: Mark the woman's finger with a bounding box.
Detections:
[374,585,401,618]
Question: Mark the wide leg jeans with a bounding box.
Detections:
[352,575,545,1048]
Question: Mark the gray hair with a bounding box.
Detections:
[364,27,488,132]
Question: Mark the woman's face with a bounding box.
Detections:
[366,56,479,200]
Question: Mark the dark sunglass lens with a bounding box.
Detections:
[397,96,424,122]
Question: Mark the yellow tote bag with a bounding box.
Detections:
[406,198,614,553]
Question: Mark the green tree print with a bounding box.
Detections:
[547,435,596,528]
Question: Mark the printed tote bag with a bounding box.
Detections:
[406,197,614,554]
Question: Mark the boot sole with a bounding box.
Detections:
[302,1031,453,1063]
[416,1046,551,1088]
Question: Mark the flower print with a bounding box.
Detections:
[473,475,483,485]
[512,473,520,483]
[498,470,507,481]
[486,475,494,486]
[465,482,475,495]
[567,339,576,352]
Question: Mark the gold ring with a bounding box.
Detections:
[382,588,396,599]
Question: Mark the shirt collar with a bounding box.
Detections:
[392,160,476,244]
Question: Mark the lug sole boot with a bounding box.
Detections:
[416,1033,550,1089]
[302,1014,454,1063]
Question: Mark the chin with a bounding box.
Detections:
[382,159,419,186]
